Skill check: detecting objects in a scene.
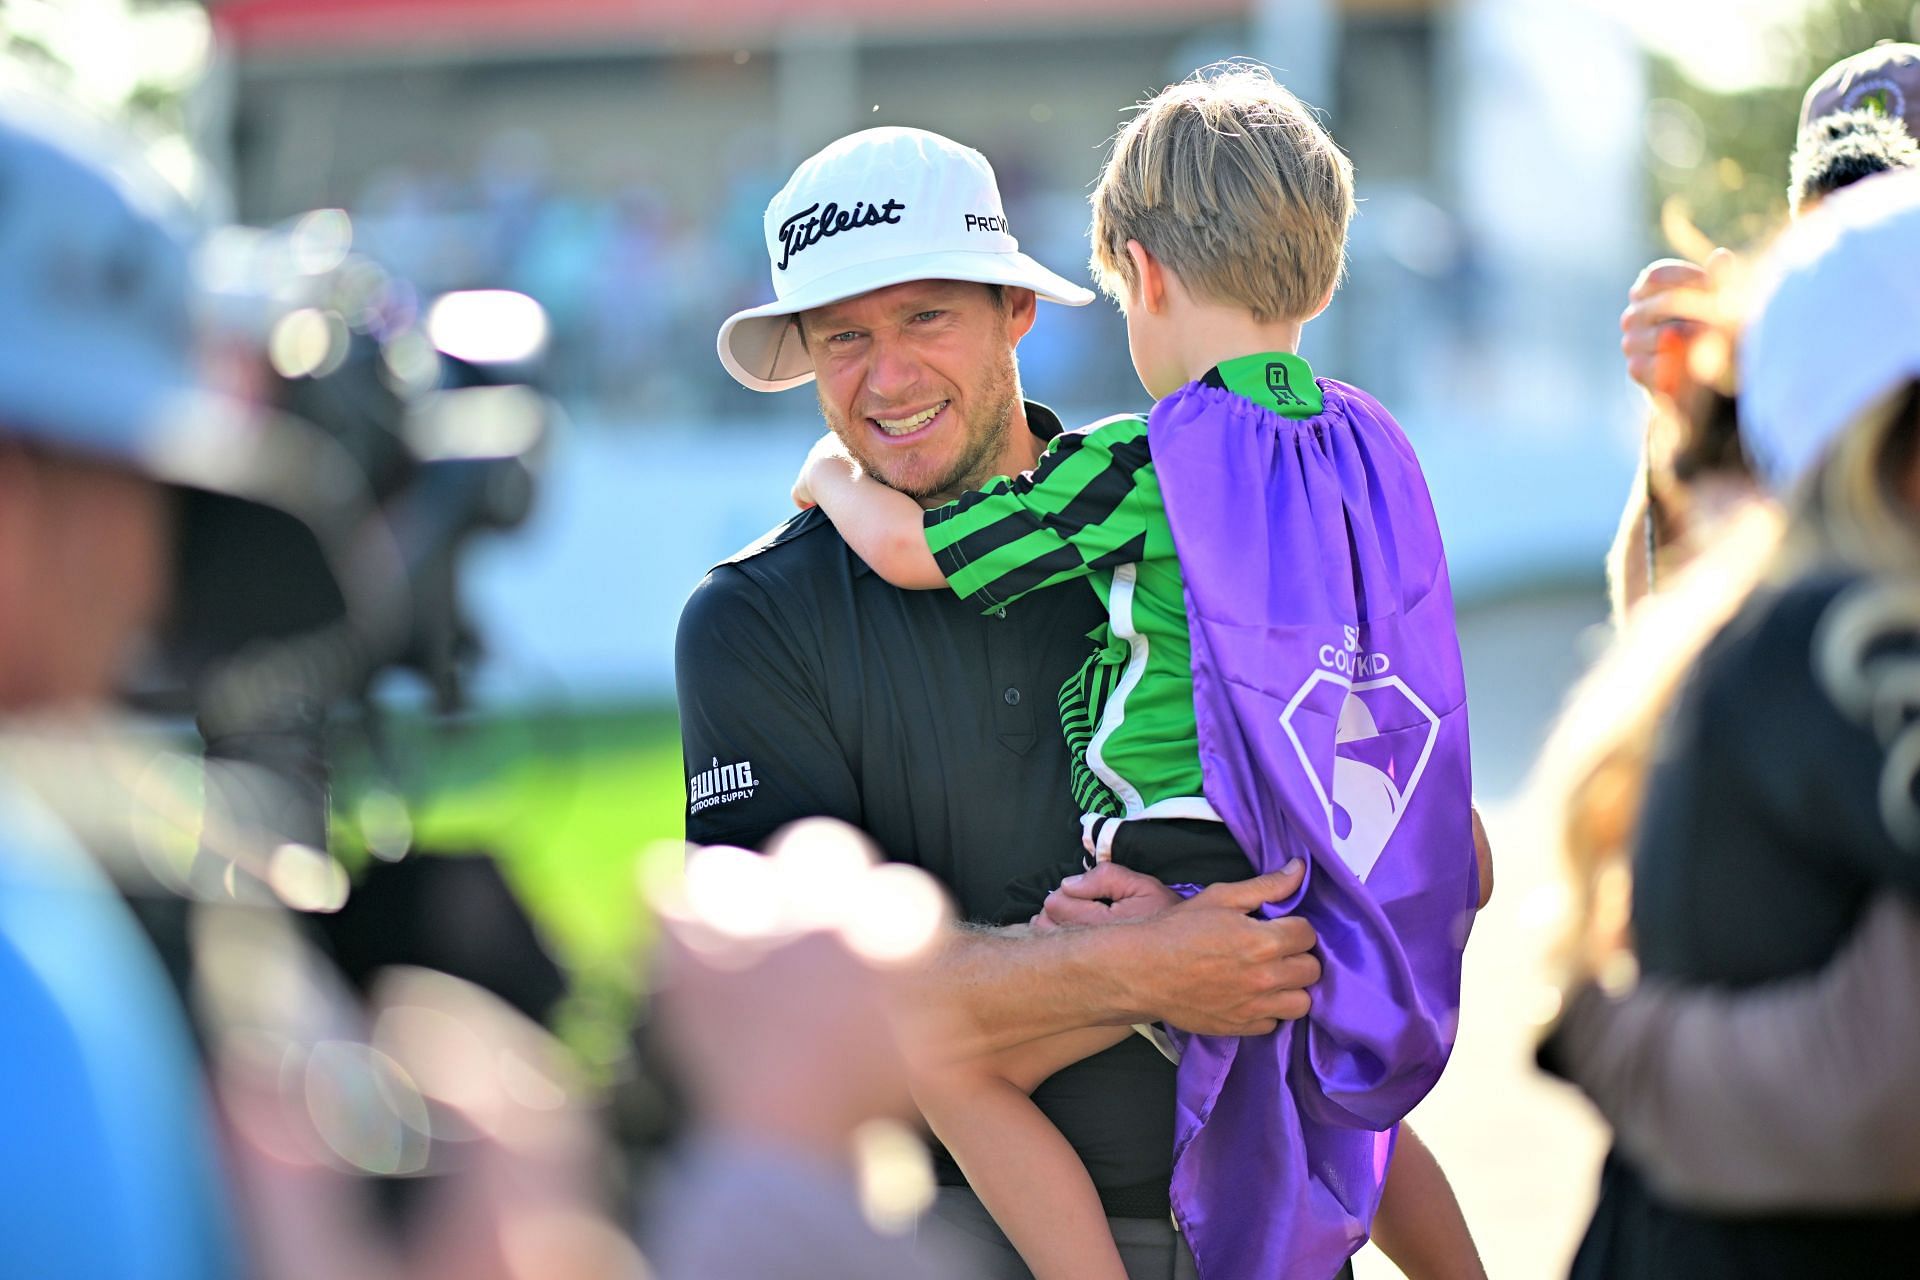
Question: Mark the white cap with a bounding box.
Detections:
[1739,169,1920,491]
[716,127,1095,392]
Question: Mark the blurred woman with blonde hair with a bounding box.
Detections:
[1537,170,1920,1277]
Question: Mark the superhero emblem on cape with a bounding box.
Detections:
[1278,670,1441,881]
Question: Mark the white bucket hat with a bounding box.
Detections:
[717,127,1095,393]
[1738,169,1920,491]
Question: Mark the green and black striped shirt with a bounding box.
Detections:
[922,352,1324,820]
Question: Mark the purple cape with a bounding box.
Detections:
[1150,378,1476,1279]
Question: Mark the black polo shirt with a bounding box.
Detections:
[674,402,1177,1206]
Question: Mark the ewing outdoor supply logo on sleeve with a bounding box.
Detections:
[688,756,759,815]
[1278,629,1440,882]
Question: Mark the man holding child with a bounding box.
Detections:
[677,66,1486,1280]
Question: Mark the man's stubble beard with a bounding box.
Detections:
[817,347,1022,506]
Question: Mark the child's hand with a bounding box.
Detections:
[791,432,855,509]
[1038,863,1180,928]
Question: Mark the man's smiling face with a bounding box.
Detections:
[800,280,1037,506]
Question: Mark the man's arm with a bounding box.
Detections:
[1606,465,1656,625]
[1610,257,1706,625]
[1610,253,1753,624]
[908,863,1320,1062]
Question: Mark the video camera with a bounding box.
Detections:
[123,209,557,940]
[169,209,549,720]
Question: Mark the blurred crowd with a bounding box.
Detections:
[346,132,1132,421]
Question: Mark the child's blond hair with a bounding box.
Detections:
[1090,63,1354,323]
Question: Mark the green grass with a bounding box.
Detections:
[330,704,687,1063]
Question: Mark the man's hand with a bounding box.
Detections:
[1040,861,1320,1034]
[1141,863,1319,1034]
[903,859,1319,1058]
[1620,247,1743,395]
[790,432,855,510]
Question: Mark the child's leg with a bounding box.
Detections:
[914,1026,1134,1280]
[1370,1122,1486,1280]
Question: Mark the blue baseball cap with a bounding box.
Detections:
[0,90,409,684]
[0,93,389,538]
[0,90,368,512]
[0,91,211,461]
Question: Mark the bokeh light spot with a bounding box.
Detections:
[267,842,351,913]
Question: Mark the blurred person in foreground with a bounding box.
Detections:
[1535,170,1920,1276]
[790,69,1479,1280]
[0,90,253,1280]
[237,818,982,1280]
[0,90,604,1280]
[0,88,938,1280]
[644,819,975,1280]
[688,109,1487,1278]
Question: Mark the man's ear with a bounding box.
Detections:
[1124,241,1168,315]
[1003,286,1038,346]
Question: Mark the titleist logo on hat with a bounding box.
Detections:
[777,198,907,272]
[717,128,1094,392]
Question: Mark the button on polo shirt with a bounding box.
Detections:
[675,402,1177,1204]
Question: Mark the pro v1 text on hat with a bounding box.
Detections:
[717,127,1094,392]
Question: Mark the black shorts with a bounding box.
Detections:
[993,817,1255,925]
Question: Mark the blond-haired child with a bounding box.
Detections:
[797,65,1482,1280]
